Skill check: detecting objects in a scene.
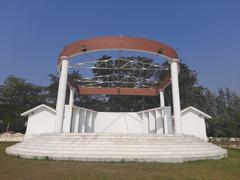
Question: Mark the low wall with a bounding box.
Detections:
[0,133,24,142]
[208,137,240,149]
[208,137,240,141]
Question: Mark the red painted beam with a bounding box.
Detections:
[79,87,158,96]
[58,36,178,64]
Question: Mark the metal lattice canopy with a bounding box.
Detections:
[58,36,179,96]
[69,54,170,88]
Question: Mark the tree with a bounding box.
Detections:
[0,75,46,133]
[208,88,240,137]
[45,73,59,106]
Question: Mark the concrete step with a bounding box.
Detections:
[18,142,210,147]
[34,133,203,140]
[6,133,227,163]
[6,149,226,163]
[15,143,213,148]
[28,138,203,143]
[15,143,216,149]
[13,145,220,153]
[26,140,204,144]
[7,147,225,158]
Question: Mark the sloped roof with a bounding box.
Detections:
[181,106,212,119]
[21,104,56,116]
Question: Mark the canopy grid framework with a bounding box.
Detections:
[58,36,179,96]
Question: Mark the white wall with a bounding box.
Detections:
[24,105,173,139]
[94,112,143,133]
[24,104,209,140]
[181,111,208,141]
[67,106,172,134]
[25,107,55,139]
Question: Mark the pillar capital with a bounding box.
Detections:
[169,58,180,64]
[69,86,76,91]
[60,56,69,60]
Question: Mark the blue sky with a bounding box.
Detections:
[0,0,240,93]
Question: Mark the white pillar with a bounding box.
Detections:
[170,59,183,134]
[74,110,80,133]
[69,88,74,106]
[155,109,163,134]
[149,111,156,133]
[55,56,69,132]
[142,113,149,133]
[68,88,75,124]
[163,109,169,134]
[159,90,166,133]
[66,88,75,133]
[85,111,93,132]
[159,90,165,108]
[79,109,86,133]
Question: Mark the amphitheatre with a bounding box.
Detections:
[6,36,227,163]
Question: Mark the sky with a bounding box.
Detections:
[0,0,240,93]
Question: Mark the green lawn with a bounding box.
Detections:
[1,142,240,180]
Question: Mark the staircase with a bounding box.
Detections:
[6,133,227,163]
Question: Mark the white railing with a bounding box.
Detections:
[63,105,173,134]
[63,105,97,133]
[137,107,173,134]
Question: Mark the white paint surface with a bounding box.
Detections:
[62,105,72,133]
[94,112,143,133]
[24,105,56,139]
[22,104,210,141]
[159,90,165,107]
[181,107,209,141]
[171,59,183,134]
[68,106,171,134]
[55,57,69,132]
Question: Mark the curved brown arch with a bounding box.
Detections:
[59,36,178,63]
[59,36,179,96]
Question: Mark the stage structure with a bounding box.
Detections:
[6,36,227,162]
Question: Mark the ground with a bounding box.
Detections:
[1,142,240,180]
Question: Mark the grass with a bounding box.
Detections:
[1,142,240,180]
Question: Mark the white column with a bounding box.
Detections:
[67,88,75,133]
[85,111,93,132]
[142,113,149,133]
[159,89,165,108]
[55,56,69,132]
[163,110,169,134]
[170,59,183,134]
[149,111,156,133]
[68,87,75,125]
[159,89,166,134]
[69,88,75,107]
[74,110,80,133]
[79,109,86,133]
[155,109,163,134]
[62,106,72,133]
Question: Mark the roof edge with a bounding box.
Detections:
[21,104,56,116]
[181,106,212,119]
